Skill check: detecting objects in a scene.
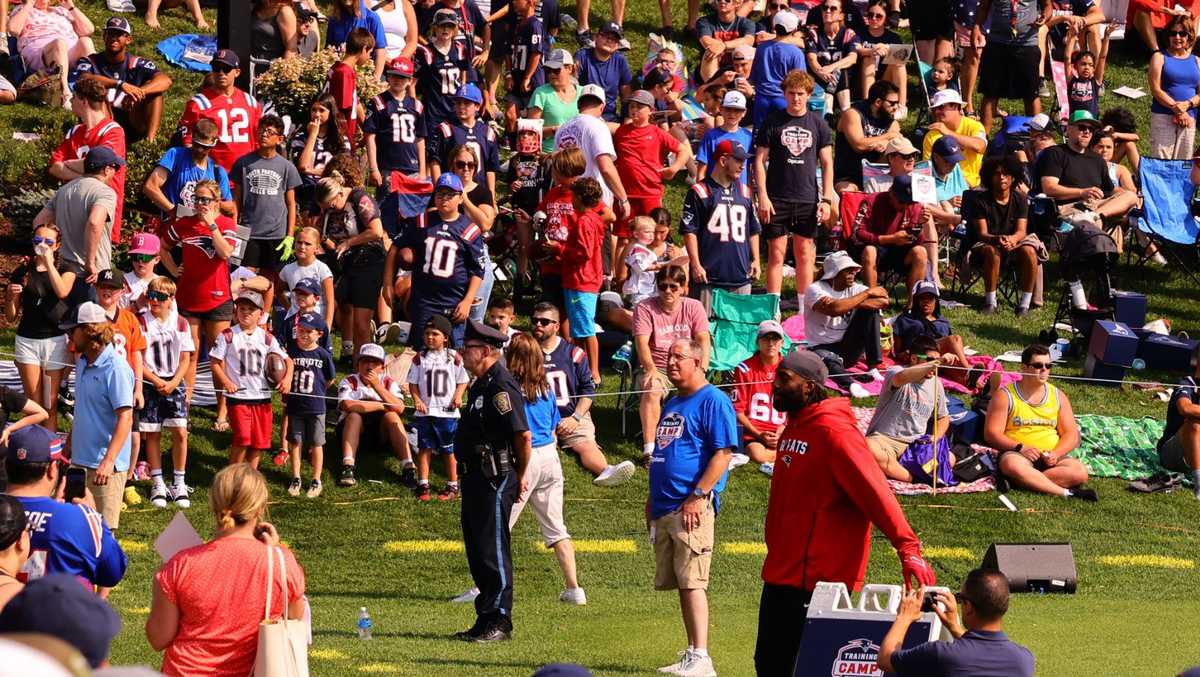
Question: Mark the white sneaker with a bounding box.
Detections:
[150,484,169,508]
[678,653,717,677]
[450,587,480,603]
[106,0,136,11]
[849,383,872,399]
[728,453,751,470]
[593,460,636,487]
[559,587,587,605]
[865,368,883,381]
[658,650,694,674]
[895,104,908,121]
[1152,252,1169,265]
[759,462,774,477]
[169,484,192,509]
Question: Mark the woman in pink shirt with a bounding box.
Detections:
[8,0,95,107]
[147,464,307,677]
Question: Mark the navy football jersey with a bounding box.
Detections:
[70,53,160,90]
[364,92,428,175]
[542,337,595,417]
[414,41,474,127]
[286,345,337,415]
[428,119,500,185]
[402,211,487,312]
[679,177,761,288]
[508,15,547,95]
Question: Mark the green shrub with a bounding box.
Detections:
[253,48,385,125]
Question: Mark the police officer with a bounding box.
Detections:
[454,319,532,643]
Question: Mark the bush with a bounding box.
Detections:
[254,48,385,126]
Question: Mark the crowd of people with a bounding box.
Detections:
[3,0,1200,674]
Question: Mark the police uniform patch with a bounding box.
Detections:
[493,391,513,414]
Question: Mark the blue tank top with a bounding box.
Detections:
[1152,53,1200,118]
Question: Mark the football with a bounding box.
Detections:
[265,353,288,389]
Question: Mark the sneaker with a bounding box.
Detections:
[150,485,168,508]
[273,449,289,466]
[728,453,751,470]
[1038,80,1051,97]
[451,587,481,603]
[106,0,136,11]
[472,623,512,643]
[133,461,151,481]
[559,587,587,605]
[759,462,775,477]
[849,383,872,399]
[1069,486,1099,502]
[287,478,302,497]
[576,29,594,49]
[415,484,432,501]
[593,460,636,487]
[399,464,418,489]
[1127,473,1181,493]
[1015,306,1031,318]
[306,479,323,498]
[677,653,717,677]
[980,303,999,315]
[658,650,694,674]
[437,485,461,501]
[339,466,358,487]
[169,484,192,509]
[123,485,142,506]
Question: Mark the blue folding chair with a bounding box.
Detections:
[1136,158,1200,286]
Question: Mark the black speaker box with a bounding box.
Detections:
[982,543,1077,594]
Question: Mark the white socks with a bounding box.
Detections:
[1193,471,1200,499]
[985,291,997,306]
[1069,281,1088,309]
[1018,291,1033,309]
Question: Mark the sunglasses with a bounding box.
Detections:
[532,317,558,326]
[454,160,477,169]
[1168,30,1191,37]
[866,11,886,18]
[147,290,171,301]
[194,196,215,205]
[658,282,681,291]
[258,128,281,137]
[822,5,841,11]
[133,254,156,263]
[212,65,235,74]
[32,236,56,246]
[770,3,790,8]
[883,98,901,106]
[1025,362,1052,370]
[546,67,562,74]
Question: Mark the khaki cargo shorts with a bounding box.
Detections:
[653,501,715,591]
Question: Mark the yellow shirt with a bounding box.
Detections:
[1003,382,1062,451]
[922,116,986,188]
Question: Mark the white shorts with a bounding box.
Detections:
[508,443,570,546]
[14,334,71,370]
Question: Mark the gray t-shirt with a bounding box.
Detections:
[866,366,949,443]
[230,152,303,239]
[985,0,1039,47]
[52,176,116,273]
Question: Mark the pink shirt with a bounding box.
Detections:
[156,537,306,677]
[632,296,709,371]
[16,6,76,52]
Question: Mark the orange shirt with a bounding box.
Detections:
[109,308,147,372]
[156,537,306,677]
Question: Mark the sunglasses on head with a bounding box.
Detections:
[32,236,55,246]
[133,253,156,263]
[532,317,557,326]
[147,290,171,301]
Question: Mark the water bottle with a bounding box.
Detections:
[613,341,633,365]
[1131,358,1146,371]
[356,607,373,640]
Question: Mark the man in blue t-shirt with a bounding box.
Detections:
[648,337,737,677]
[143,118,234,219]
[879,568,1035,677]
[1157,345,1200,497]
[574,21,632,122]
[5,425,128,589]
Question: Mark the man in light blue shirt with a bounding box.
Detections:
[63,302,135,530]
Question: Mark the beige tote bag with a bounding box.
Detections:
[252,545,309,677]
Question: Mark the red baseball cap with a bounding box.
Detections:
[385,56,414,78]
[713,139,748,162]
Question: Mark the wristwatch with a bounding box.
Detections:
[571,412,584,422]
[691,487,709,499]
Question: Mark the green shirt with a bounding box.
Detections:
[528,84,581,153]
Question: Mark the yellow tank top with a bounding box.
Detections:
[1003,382,1061,451]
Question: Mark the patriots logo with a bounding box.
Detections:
[15,448,26,460]
[182,235,220,259]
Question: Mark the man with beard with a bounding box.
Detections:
[834,79,902,192]
[753,349,936,676]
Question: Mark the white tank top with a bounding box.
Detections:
[377,2,410,58]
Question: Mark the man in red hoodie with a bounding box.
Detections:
[754,349,936,676]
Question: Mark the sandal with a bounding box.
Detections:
[214,418,230,432]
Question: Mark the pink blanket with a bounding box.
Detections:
[850,407,997,495]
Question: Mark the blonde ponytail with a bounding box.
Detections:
[209,464,269,532]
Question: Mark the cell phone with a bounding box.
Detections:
[921,591,940,613]
[64,467,87,502]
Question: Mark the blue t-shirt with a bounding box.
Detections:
[679,177,762,288]
[17,496,127,587]
[286,346,337,415]
[696,126,753,184]
[363,92,428,175]
[574,47,632,122]
[542,337,595,418]
[891,629,1035,677]
[71,346,135,471]
[749,39,806,102]
[935,165,969,203]
[524,389,561,447]
[156,146,233,213]
[327,2,388,51]
[649,384,738,518]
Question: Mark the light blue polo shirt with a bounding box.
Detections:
[935,164,969,204]
[71,345,135,471]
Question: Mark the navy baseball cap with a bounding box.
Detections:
[212,48,240,69]
[436,172,465,193]
[932,136,965,164]
[433,7,459,26]
[0,573,121,668]
[454,82,483,104]
[297,312,327,333]
[2,425,64,466]
[84,146,126,173]
[104,16,131,34]
[597,20,624,38]
[891,174,915,204]
[292,278,321,297]
[426,314,453,338]
[464,318,507,348]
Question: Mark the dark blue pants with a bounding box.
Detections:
[461,469,518,626]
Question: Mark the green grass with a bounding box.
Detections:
[4,1,1200,675]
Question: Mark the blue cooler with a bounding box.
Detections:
[1088,320,1139,367]
[1083,354,1126,386]
[946,395,982,444]
[1138,334,1199,372]
[1112,291,1148,328]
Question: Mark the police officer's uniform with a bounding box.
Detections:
[455,320,529,642]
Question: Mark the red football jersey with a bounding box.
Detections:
[177,87,262,173]
[50,118,126,242]
[328,62,359,150]
[535,185,575,277]
[159,214,237,314]
[730,354,788,438]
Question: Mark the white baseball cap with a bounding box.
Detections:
[722,90,747,110]
[235,289,264,308]
[579,83,606,105]
[58,301,107,331]
[929,89,966,109]
[772,9,800,34]
[357,343,387,362]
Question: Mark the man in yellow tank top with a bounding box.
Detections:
[983,344,1097,501]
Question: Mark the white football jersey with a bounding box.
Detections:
[139,309,195,378]
[407,348,469,418]
[210,325,287,400]
[337,373,403,422]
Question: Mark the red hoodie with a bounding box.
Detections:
[762,396,924,591]
[560,207,606,293]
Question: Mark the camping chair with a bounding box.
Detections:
[1049,225,1118,347]
[838,189,915,301]
[913,57,933,132]
[946,189,1022,305]
[1134,158,1200,287]
[708,289,786,374]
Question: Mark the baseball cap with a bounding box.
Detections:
[912,279,940,300]
[1069,109,1101,128]
[780,349,828,385]
[433,7,459,25]
[642,67,672,90]
[772,9,800,34]
[885,137,919,156]
[453,82,483,104]
[2,425,64,466]
[296,5,319,21]
[235,289,264,308]
[578,83,606,105]
[721,90,747,110]
[104,16,131,34]
[757,319,785,339]
[129,231,160,256]
[929,89,965,109]
[212,48,240,69]
[0,573,122,668]
[435,172,465,193]
[731,44,754,62]
[385,56,414,78]
[465,318,508,348]
[544,48,574,69]
[292,278,321,297]
[712,139,748,162]
[296,312,327,333]
[84,146,126,173]
[59,301,108,331]
[932,136,965,163]
[1028,112,1056,137]
[357,342,387,362]
[820,250,861,281]
[426,314,453,338]
[628,89,656,107]
[597,20,623,38]
[891,174,916,203]
[96,269,124,289]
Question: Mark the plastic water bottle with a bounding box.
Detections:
[613,341,633,365]
[1131,358,1146,371]
[356,607,373,640]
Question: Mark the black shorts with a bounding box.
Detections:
[180,299,234,323]
[855,243,915,274]
[540,273,566,313]
[764,200,819,240]
[909,0,955,40]
[241,238,286,272]
[334,252,385,309]
[978,42,1040,101]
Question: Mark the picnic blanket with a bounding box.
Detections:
[824,355,1016,397]
[851,406,996,495]
[1074,414,1168,481]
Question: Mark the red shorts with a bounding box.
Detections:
[229,401,273,449]
[614,195,664,239]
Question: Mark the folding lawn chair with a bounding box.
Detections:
[708,289,787,375]
[946,189,1022,305]
[838,188,921,300]
[1135,158,1200,287]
